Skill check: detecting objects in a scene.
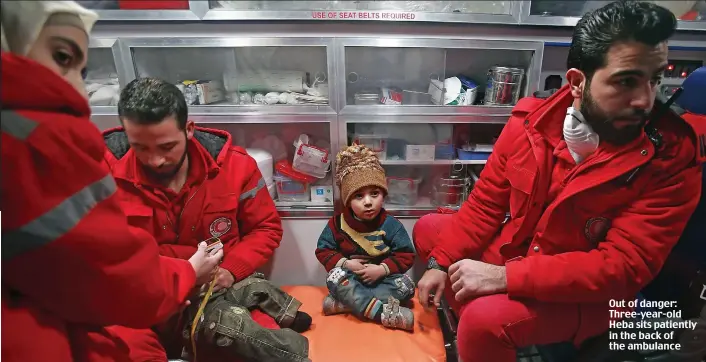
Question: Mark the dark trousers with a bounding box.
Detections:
[184,274,310,362]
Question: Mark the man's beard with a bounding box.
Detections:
[143,140,188,182]
[580,85,648,146]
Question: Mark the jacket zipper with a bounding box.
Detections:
[553,145,653,209]
[166,179,205,242]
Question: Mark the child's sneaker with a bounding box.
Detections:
[322,295,350,315]
[380,296,414,331]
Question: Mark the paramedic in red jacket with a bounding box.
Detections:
[0,2,222,362]
[102,77,285,360]
[414,2,703,362]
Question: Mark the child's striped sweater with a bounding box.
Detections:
[315,209,415,275]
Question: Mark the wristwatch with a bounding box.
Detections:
[427,257,447,273]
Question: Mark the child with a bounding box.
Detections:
[315,144,416,331]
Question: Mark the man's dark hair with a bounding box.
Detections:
[118,77,188,129]
[567,1,677,79]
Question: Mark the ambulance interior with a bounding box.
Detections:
[72,1,706,361]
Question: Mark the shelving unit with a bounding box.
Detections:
[84,0,706,219]
[380,160,487,165]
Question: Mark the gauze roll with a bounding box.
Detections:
[563,107,599,164]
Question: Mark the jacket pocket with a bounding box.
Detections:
[506,163,534,218]
[122,203,154,235]
[202,194,240,240]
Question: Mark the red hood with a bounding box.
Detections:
[102,126,234,183]
[1,52,90,117]
[528,85,699,165]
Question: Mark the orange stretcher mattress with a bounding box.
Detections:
[281,286,447,362]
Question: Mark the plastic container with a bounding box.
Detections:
[431,166,472,208]
[352,134,388,159]
[273,160,315,202]
[273,174,310,202]
[292,134,330,178]
[434,143,456,160]
[386,176,422,205]
[457,144,493,161]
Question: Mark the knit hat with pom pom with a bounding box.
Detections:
[335,144,388,207]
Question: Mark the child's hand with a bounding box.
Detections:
[344,259,365,272]
[354,264,386,285]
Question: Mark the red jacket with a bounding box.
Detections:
[1,54,196,361]
[103,126,283,281]
[430,85,702,303]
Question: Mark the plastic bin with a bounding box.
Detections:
[292,134,330,178]
[386,176,422,205]
[457,144,493,161]
[274,160,315,202]
[352,134,388,160]
[434,143,456,160]
[273,173,310,202]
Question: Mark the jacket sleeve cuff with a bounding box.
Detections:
[505,257,535,298]
[220,258,255,282]
[336,257,348,268]
[153,257,197,324]
[380,263,391,276]
[429,248,453,269]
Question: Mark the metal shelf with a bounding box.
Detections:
[91,107,333,117]
[386,197,460,218]
[91,106,118,116]
[341,113,510,124]
[275,202,334,219]
[88,1,705,32]
[520,15,706,32]
[340,105,514,117]
[187,105,335,116]
[90,9,200,21]
[381,159,487,166]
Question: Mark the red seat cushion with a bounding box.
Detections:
[281,285,446,362]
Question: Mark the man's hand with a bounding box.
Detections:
[189,242,223,285]
[212,267,236,292]
[417,269,448,308]
[344,259,365,272]
[353,264,386,285]
[448,259,507,303]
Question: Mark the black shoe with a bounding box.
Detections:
[289,311,312,333]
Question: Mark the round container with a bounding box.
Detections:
[431,165,472,208]
[484,66,525,106]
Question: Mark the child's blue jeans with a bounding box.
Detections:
[325,267,415,319]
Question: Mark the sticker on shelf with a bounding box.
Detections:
[312,11,416,20]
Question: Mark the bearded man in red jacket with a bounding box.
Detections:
[102,77,311,361]
[414,2,703,362]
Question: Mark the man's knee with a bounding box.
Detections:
[412,213,453,261]
[457,295,515,347]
